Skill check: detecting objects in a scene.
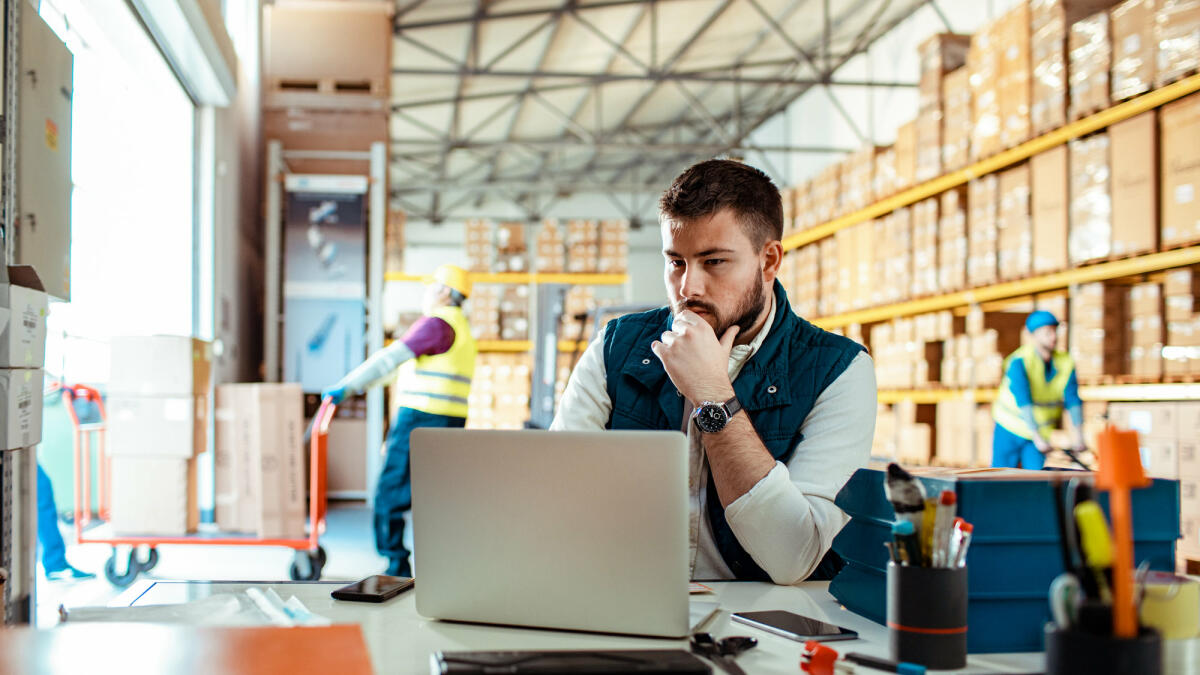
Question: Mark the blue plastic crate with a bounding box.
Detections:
[829,468,1180,653]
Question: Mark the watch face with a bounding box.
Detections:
[695,404,729,433]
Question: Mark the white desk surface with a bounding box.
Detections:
[120,580,1043,675]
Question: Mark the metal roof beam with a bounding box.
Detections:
[392,178,665,195]
[389,65,916,87]
[390,139,855,154]
[395,0,669,30]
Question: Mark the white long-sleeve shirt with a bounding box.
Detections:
[550,298,877,584]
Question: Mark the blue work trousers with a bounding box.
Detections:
[37,463,70,573]
[374,407,466,575]
[991,422,1046,470]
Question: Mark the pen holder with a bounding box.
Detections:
[886,562,967,670]
[1044,625,1162,675]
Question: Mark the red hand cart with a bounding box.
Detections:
[63,386,337,587]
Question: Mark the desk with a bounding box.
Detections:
[121,580,1044,674]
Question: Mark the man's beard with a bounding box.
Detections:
[673,273,767,338]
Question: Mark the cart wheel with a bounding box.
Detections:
[138,547,160,572]
[288,546,326,581]
[103,549,141,588]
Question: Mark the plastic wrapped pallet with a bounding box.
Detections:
[812,163,842,224]
[1111,0,1157,100]
[998,163,1033,280]
[941,68,972,171]
[969,21,1003,159]
[1069,12,1112,120]
[818,236,839,317]
[911,198,940,297]
[598,219,629,274]
[968,175,1000,287]
[1000,1,1034,148]
[872,147,898,202]
[534,220,565,273]
[841,146,879,213]
[794,179,816,232]
[464,219,493,273]
[939,187,968,291]
[915,107,942,182]
[886,209,913,304]
[918,33,972,113]
[1068,133,1113,264]
[1032,0,1069,134]
[1156,0,1200,86]
[894,120,917,191]
[1071,281,1128,380]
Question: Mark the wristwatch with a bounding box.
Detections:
[691,395,743,433]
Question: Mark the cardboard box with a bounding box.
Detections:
[1161,92,1200,247]
[1000,2,1033,148]
[1069,133,1113,264]
[215,383,305,537]
[0,368,43,450]
[894,121,917,191]
[0,266,48,368]
[1110,111,1160,256]
[1179,437,1200,478]
[1155,0,1200,87]
[998,163,1033,280]
[1069,11,1112,120]
[110,456,198,536]
[107,395,208,458]
[941,67,972,171]
[1108,401,1178,438]
[969,21,1002,159]
[1032,145,1070,272]
[968,176,1000,286]
[109,336,212,397]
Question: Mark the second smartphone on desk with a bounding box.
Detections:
[331,575,415,603]
[731,610,858,642]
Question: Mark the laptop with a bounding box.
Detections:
[410,428,692,638]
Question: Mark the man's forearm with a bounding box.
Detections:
[336,341,416,394]
[1019,405,1044,441]
[703,412,777,508]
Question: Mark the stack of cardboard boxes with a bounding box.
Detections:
[1111,0,1156,100]
[872,146,899,202]
[916,34,971,182]
[108,336,211,536]
[997,163,1034,281]
[780,188,797,238]
[792,244,820,319]
[534,220,565,273]
[566,220,600,273]
[935,399,995,467]
[467,354,531,429]
[467,285,501,341]
[911,199,940,297]
[811,164,843,224]
[1164,266,1200,375]
[494,222,528,273]
[1068,133,1113,264]
[968,17,1003,159]
[1161,93,1200,248]
[1128,282,1165,379]
[941,68,972,171]
[968,175,1000,287]
[1072,281,1128,381]
[598,220,630,274]
[883,210,914,305]
[214,383,305,538]
[1032,146,1070,273]
[0,267,48,453]
[559,286,596,342]
[938,188,968,292]
[841,147,879,213]
[818,237,839,317]
[1069,10,1111,120]
[893,121,918,194]
[795,181,817,233]
[1110,111,1159,257]
[465,220,492,273]
[893,400,938,465]
[1000,2,1035,149]
[498,286,530,341]
[1032,0,1068,135]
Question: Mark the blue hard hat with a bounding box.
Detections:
[1026,310,1059,333]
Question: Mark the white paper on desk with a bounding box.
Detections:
[60,589,332,628]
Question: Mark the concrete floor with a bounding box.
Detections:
[34,501,389,627]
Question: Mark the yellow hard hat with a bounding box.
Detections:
[426,264,471,298]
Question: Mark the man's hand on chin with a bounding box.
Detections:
[651,309,739,402]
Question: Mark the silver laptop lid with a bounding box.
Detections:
[411,428,691,638]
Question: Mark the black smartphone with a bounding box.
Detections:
[330,575,415,603]
[730,610,858,643]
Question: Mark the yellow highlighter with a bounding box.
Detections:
[1074,500,1114,604]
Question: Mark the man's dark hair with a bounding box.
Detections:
[658,159,783,248]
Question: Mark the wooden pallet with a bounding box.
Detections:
[1158,67,1200,91]
[1078,374,1119,386]
[1179,555,1200,576]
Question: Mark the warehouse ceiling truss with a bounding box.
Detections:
[389,0,929,222]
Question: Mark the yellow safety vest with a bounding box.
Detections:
[992,343,1075,440]
[396,306,476,418]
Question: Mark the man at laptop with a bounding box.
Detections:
[552,160,876,585]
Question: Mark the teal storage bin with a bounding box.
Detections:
[829,468,1180,653]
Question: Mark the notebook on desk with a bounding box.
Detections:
[410,428,693,638]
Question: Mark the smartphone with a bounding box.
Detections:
[731,610,858,643]
[330,575,415,603]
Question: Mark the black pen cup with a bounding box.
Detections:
[1044,625,1162,675]
[886,562,968,670]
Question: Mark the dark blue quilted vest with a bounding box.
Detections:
[602,281,864,581]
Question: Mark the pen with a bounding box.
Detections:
[891,520,921,566]
[884,463,927,534]
[920,498,937,567]
[1074,500,1114,604]
[931,490,956,567]
[802,641,925,675]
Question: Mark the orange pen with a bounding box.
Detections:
[1094,425,1150,639]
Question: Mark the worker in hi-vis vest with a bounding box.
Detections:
[323,264,477,577]
[990,311,1086,470]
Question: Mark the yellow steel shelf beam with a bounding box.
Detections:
[782,73,1200,252]
[384,272,628,285]
[813,246,1200,329]
[476,340,592,353]
[877,383,1200,404]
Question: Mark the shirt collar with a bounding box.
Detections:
[729,292,776,367]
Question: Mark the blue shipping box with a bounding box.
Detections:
[829,467,1180,653]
